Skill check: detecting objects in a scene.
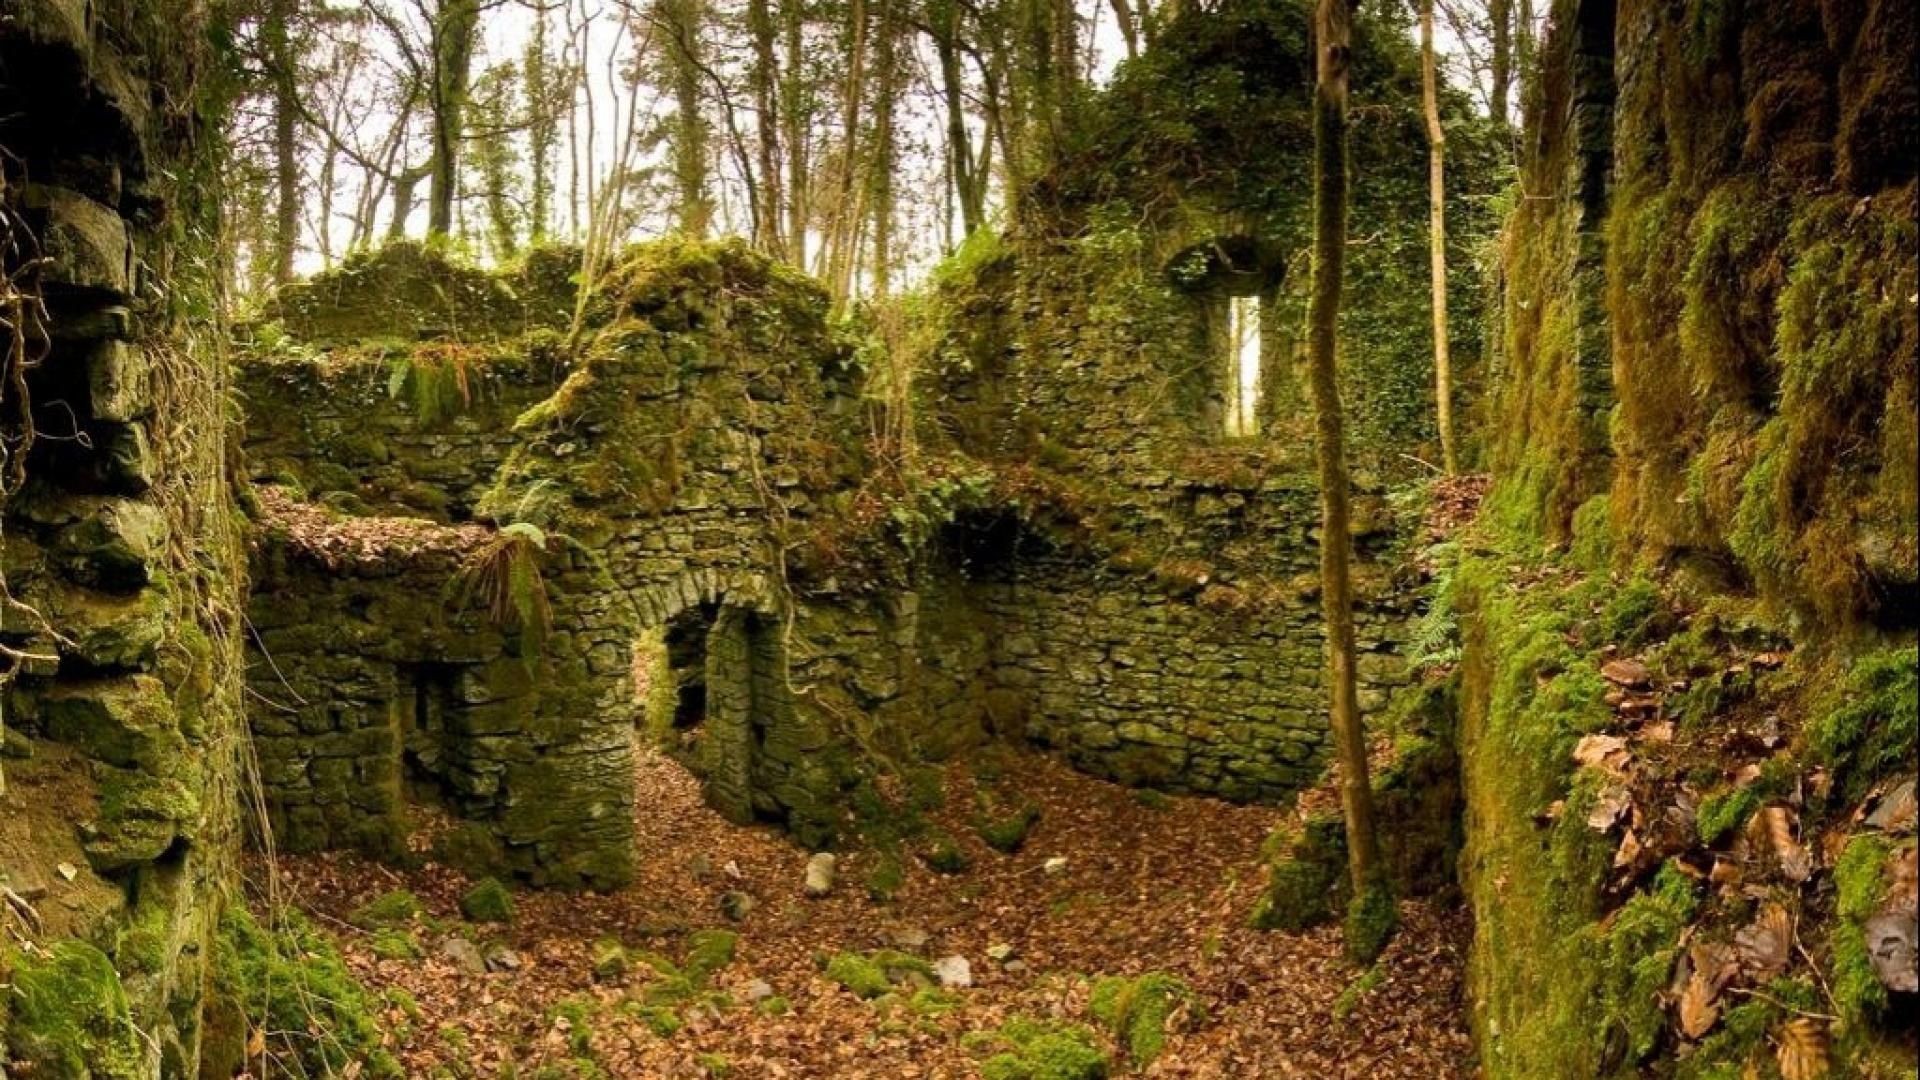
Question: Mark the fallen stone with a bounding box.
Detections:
[1601,658,1651,688]
[720,890,755,921]
[590,936,628,981]
[986,942,1016,963]
[438,936,486,975]
[890,926,930,952]
[934,955,972,989]
[483,944,522,972]
[804,852,836,897]
[743,978,776,1002]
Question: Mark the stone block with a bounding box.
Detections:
[22,184,130,296]
[38,674,181,771]
[52,497,167,590]
[88,339,151,421]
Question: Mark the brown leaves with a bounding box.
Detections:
[1601,658,1652,688]
[1746,806,1813,883]
[1573,734,1631,777]
[1733,903,1792,981]
[1676,942,1736,1039]
[1775,1018,1829,1080]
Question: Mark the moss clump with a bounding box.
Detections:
[1331,964,1385,1020]
[459,877,517,924]
[922,831,972,874]
[1088,972,1202,1067]
[591,937,630,981]
[1344,875,1399,965]
[1831,835,1896,1026]
[209,905,403,1078]
[825,952,893,999]
[2,939,146,1080]
[349,888,424,930]
[369,928,422,961]
[824,948,932,1000]
[1695,785,1762,846]
[1248,813,1346,931]
[683,929,739,984]
[1599,576,1667,646]
[865,852,906,901]
[976,805,1042,854]
[975,1017,1110,1080]
[1807,646,1918,803]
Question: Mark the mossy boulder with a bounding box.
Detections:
[973,1017,1109,1080]
[459,877,516,924]
[208,906,403,1078]
[349,889,424,930]
[976,805,1041,854]
[1088,972,1203,1067]
[2,939,147,1080]
[824,949,934,1000]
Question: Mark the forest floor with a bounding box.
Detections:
[270,748,1473,1079]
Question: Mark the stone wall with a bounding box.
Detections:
[2,2,243,1075]
[244,490,636,888]
[239,347,563,521]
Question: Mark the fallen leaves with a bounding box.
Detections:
[1676,942,1736,1039]
[1573,734,1632,777]
[1748,806,1813,884]
[1775,1017,1830,1080]
[1733,903,1793,982]
[1865,845,1919,993]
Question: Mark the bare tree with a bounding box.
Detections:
[1422,0,1457,474]
[1304,0,1391,962]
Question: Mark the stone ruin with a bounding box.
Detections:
[234,237,1420,889]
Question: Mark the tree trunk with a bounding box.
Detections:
[1489,0,1513,133]
[869,0,900,296]
[527,4,557,241]
[1304,0,1386,948]
[427,0,481,241]
[823,0,869,296]
[1421,0,1457,475]
[781,0,810,265]
[661,0,715,237]
[749,0,785,257]
[935,1,984,237]
[265,0,299,284]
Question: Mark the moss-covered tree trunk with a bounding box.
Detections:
[1421,0,1457,475]
[1305,0,1392,962]
[427,0,481,240]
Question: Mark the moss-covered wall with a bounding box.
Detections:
[1488,0,1917,626]
[2,2,245,1075]
[1462,0,1918,1073]
[238,337,566,521]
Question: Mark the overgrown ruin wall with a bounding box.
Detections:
[2,2,244,1075]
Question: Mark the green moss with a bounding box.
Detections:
[460,877,517,924]
[1832,834,1897,1026]
[975,1017,1110,1080]
[824,952,893,999]
[683,929,738,984]
[865,852,906,901]
[210,905,404,1078]
[976,804,1042,854]
[546,998,598,1057]
[1599,576,1666,646]
[1088,972,1201,1067]
[1249,813,1346,931]
[1808,647,1918,803]
[1695,786,1761,845]
[350,888,424,930]
[2,940,146,1080]
[1331,964,1385,1020]
[1344,875,1399,965]
[922,831,972,874]
[591,937,630,981]
[753,994,791,1017]
[369,928,422,961]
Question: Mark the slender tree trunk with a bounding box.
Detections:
[936,1,985,236]
[661,0,715,237]
[1488,0,1513,133]
[389,168,421,240]
[747,0,785,257]
[1305,0,1385,934]
[527,3,556,241]
[822,0,869,295]
[428,0,482,240]
[781,0,810,264]
[1421,0,1457,475]
[869,0,900,296]
[265,0,300,284]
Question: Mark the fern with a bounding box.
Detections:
[1407,541,1462,670]
[447,522,553,652]
[388,342,479,423]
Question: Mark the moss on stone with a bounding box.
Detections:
[459,877,517,924]
[1694,785,1760,846]
[209,905,403,1078]
[921,830,971,874]
[1087,972,1201,1067]
[1807,646,1918,803]
[683,929,738,985]
[976,804,1041,854]
[2,939,146,1080]
[1343,875,1399,965]
[349,888,424,931]
[825,952,893,999]
[975,1016,1110,1080]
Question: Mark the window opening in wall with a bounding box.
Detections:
[1225,294,1263,437]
